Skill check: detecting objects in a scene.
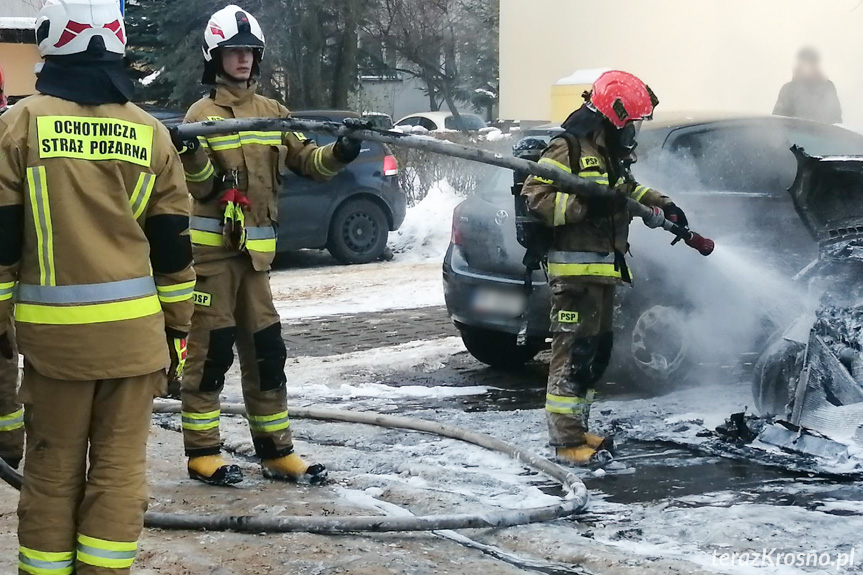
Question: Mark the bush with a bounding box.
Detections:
[394,130,515,206]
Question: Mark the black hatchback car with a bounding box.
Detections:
[145,106,406,264]
[443,114,863,381]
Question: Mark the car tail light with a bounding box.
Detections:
[451,205,465,246]
[383,155,399,176]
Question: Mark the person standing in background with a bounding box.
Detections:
[773,47,842,124]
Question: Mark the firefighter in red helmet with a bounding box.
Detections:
[521,70,688,465]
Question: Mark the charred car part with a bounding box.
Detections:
[751,147,863,470]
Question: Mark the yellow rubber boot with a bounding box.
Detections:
[556,445,599,466]
[188,454,243,486]
[262,453,328,485]
[584,433,614,454]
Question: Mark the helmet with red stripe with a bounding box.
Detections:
[587,70,658,129]
[203,5,265,63]
[35,0,126,59]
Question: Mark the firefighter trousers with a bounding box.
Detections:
[17,365,161,575]
[181,255,292,460]
[546,279,615,447]
[0,317,22,467]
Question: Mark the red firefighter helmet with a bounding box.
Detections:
[588,70,658,129]
[0,64,6,112]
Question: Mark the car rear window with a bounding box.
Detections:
[445,114,486,131]
[477,167,514,200]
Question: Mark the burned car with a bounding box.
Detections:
[751,147,863,471]
[444,114,863,383]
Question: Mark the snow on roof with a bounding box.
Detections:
[0,17,36,30]
[556,67,612,86]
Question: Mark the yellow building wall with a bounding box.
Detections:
[0,43,40,97]
[500,0,863,125]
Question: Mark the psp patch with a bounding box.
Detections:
[557,310,580,324]
[193,291,212,307]
[580,156,600,170]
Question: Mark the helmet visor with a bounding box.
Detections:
[617,120,642,151]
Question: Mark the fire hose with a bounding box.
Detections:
[175,117,715,256]
[0,403,589,534]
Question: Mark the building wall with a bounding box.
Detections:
[500,0,863,125]
[0,42,40,97]
[356,76,432,121]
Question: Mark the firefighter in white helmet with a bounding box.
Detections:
[0,0,195,572]
[175,5,361,486]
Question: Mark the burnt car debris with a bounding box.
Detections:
[744,147,863,475]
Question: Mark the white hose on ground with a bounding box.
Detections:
[0,402,589,534]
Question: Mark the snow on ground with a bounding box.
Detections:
[388,180,463,262]
[267,179,460,319]
[270,260,444,319]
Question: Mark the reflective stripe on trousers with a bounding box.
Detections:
[0,408,24,432]
[18,546,74,575]
[15,276,161,325]
[545,391,596,415]
[546,251,621,279]
[76,534,137,570]
[247,411,291,433]
[181,409,220,431]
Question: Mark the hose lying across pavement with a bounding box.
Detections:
[0,402,589,534]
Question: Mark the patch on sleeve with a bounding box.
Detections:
[557,310,580,324]
[580,156,600,170]
[193,291,212,307]
[207,116,225,121]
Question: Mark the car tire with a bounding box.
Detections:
[459,325,542,368]
[327,198,389,264]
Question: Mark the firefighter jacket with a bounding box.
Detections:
[180,78,348,274]
[521,134,672,284]
[0,94,196,381]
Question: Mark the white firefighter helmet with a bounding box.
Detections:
[35,0,127,59]
[203,5,266,63]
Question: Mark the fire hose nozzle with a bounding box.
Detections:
[685,232,715,256]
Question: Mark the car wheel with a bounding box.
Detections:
[327,199,389,264]
[626,305,691,387]
[459,325,542,368]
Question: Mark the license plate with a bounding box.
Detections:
[472,288,526,317]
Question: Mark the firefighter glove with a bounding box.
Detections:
[219,188,251,250]
[333,136,362,163]
[663,203,689,229]
[642,206,666,229]
[0,332,12,360]
[169,126,200,155]
[166,329,188,384]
